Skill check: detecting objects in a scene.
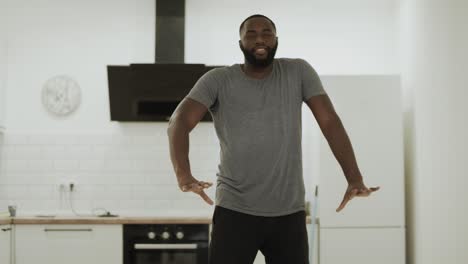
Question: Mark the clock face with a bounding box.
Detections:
[41,75,81,116]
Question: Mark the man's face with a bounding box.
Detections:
[239,17,278,68]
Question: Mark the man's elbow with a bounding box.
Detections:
[167,115,179,136]
[318,113,341,133]
[167,114,190,136]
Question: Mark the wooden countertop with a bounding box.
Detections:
[0,218,11,225]
[10,216,313,225]
[12,216,212,225]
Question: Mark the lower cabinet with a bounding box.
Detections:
[319,227,405,264]
[0,224,12,264]
[15,224,122,264]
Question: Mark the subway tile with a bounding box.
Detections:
[1,173,52,185]
[173,199,214,213]
[0,200,8,210]
[144,200,173,211]
[26,185,55,200]
[131,135,159,145]
[28,135,79,145]
[0,185,7,199]
[132,160,159,172]
[90,199,122,213]
[64,145,92,159]
[2,160,29,172]
[41,146,67,159]
[70,184,95,198]
[117,199,147,212]
[92,145,128,159]
[103,160,133,171]
[1,145,43,160]
[2,135,28,145]
[145,173,176,185]
[110,135,133,146]
[53,160,79,171]
[2,185,29,200]
[108,185,134,200]
[77,135,115,145]
[67,199,94,215]
[17,199,59,214]
[117,173,146,185]
[28,160,54,172]
[0,130,225,215]
[13,146,43,159]
[132,184,183,200]
[27,135,56,145]
[74,173,113,185]
[78,160,105,171]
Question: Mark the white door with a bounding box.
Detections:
[320,227,405,264]
[318,76,405,227]
[15,224,122,264]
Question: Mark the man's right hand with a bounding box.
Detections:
[179,178,214,205]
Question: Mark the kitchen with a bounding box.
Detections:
[1,0,467,264]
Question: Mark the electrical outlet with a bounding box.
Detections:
[68,181,75,192]
[57,179,67,191]
[57,179,76,192]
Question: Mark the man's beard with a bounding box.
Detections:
[240,41,278,68]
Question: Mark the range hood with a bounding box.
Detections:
[107,0,217,121]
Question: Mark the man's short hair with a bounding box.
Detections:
[239,14,276,34]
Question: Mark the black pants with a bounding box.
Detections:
[209,206,309,264]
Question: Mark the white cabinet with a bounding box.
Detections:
[0,224,12,264]
[319,228,405,264]
[315,76,405,264]
[317,76,405,227]
[15,224,123,264]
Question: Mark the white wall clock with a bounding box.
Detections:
[41,75,81,116]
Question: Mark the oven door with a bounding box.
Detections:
[131,242,208,264]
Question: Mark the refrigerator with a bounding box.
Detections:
[309,75,406,264]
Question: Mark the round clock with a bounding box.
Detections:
[41,75,81,116]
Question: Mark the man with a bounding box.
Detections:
[167,14,379,264]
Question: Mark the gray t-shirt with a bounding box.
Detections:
[186,58,326,216]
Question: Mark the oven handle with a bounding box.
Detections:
[134,243,198,250]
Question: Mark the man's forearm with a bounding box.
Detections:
[320,115,363,184]
[167,120,193,186]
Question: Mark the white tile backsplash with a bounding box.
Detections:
[0,131,220,216]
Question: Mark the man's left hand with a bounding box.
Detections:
[336,181,380,212]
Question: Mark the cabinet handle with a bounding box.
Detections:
[44,228,93,232]
[135,243,198,250]
[1,228,11,232]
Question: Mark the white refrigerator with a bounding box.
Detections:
[310,75,406,264]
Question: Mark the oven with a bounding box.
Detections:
[123,224,209,264]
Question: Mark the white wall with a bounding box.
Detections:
[0,0,399,216]
[0,0,7,128]
[399,0,468,263]
[186,0,399,74]
[4,0,155,132]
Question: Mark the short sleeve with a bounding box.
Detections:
[298,59,326,101]
[185,69,220,110]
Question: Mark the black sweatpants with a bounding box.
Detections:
[209,206,309,264]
